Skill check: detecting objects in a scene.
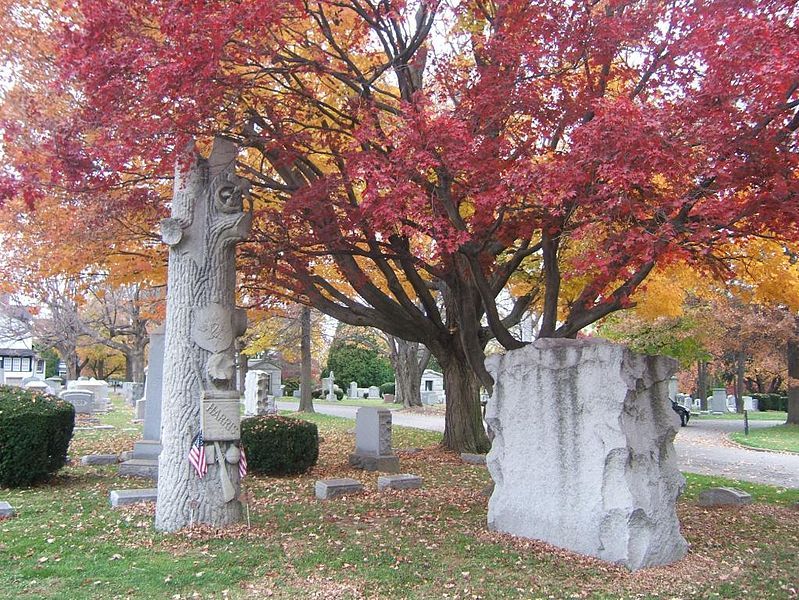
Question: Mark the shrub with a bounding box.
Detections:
[751,393,788,412]
[282,377,300,396]
[0,385,75,487]
[240,415,319,475]
[334,389,344,401]
[380,382,395,396]
[311,388,322,399]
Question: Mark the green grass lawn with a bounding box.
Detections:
[1,400,797,599]
[731,424,799,453]
[692,410,788,421]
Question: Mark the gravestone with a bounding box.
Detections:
[24,380,53,394]
[154,138,251,532]
[45,377,63,394]
[110,489,158,507]
[327,371,335,399]
[244,370,272,415]
[0,501,15,518]
[711,388,728,414]
[698,487,752,506]
[348,407,400,472]
[377,474,422,491]
[119,326,165,480]
[367,386,381,399]
[60,390,95,414]
[348,381,358,398]
[485,338,687,571]
[315,478,364,500]
[743,396,758,411]
[71,379,110,411]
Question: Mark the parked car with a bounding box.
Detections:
[671,400,690,427]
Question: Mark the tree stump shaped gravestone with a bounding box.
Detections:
[155,138,251,532]
[485,338,688,571]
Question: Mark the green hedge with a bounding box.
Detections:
[751,393,788,412]
[282,377,299,396]
[241,415,318,475]
[379,382,395,396]
[0,385,75,487]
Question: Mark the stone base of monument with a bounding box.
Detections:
[485,338,688,571]
[110,488,158,507]
[348,453,400,473]
[118,459,159,480]
[119,439,161,480]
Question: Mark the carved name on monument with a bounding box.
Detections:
[201,391,241,441]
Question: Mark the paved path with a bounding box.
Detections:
[277,401,798,488]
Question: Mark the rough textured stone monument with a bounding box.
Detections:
[349,407,400,472]
[485,338,687,571]
[244,370,274,416]
[154,138,251,532]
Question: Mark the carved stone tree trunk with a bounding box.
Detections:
[155,138,252,532]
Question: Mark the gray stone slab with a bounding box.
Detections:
[348,453,400,473]
[109,488,158,507]
[461,453,487,465]
[142,327,165,441]
[697,487,753,507]
[315,478,364,500]
[81,454,120,466]
[377,474,422,491]
[118,459,159,480]
[132,440,161,460]
[0,501,15,518]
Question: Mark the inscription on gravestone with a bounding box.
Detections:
[201,391,241,441]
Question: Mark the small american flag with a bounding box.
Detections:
[239,445,247,479]
[188,430,207,478]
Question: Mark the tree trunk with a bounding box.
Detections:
[298,305,315,413]
[735,351,746,413]
[697,361,708,411]
[439,346,490,454]
[787,338,799,425]
[126,348,146,383]
[390,337,429,408]
[155,139,251,532]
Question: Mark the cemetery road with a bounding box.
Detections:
[275,402,798,489]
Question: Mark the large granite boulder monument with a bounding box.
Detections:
[485,338,688,571]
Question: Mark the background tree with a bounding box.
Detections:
[4,0,798,450]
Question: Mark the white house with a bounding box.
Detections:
[420,369,445,404]
[0,300,46,387]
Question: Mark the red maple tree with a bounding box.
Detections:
[3,0,798,451]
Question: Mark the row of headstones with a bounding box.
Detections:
[289,382,383,400]
[59,380,113,414]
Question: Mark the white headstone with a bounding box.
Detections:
[244,370,272,416]
[485,338,687,571]
[348,381,358,398]
[711,388,727,413]
[367,386,381,399]
[61,390,95,414]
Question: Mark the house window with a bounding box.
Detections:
[36,360,45,373]
[21,357,31,372]
[0,357,4,369]
[424,380,433,391]
[12,357,21,371]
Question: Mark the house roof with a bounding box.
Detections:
[0,348,36,358]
